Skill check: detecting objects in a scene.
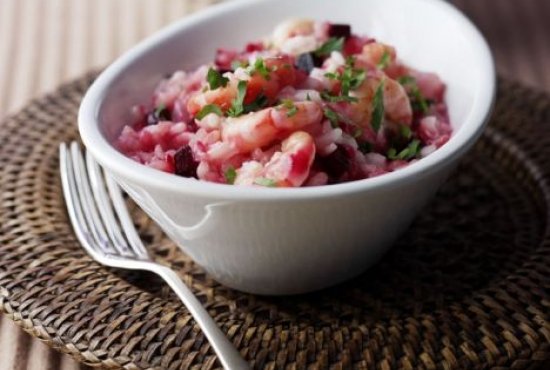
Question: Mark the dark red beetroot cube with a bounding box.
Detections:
[316,145,351,180]
[245,42,264,52]
[174,146,199,178]
[343,36,374,55]
[328,24,352,39]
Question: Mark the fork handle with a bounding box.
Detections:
[151,265,250,370]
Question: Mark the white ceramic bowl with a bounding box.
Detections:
[79,0,495,295]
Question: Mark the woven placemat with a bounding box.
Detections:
[0,74,549,370]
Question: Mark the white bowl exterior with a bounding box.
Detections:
[79,0,495,294]
[113,162,454,294]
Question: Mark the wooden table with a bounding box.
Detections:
[0,0,548,369]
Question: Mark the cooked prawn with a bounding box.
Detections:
[272,19,315,49]
[221,101,322,153]
[348,72,412,128]
[234,131,316,187]
[358,42,396,69]
[187,56,296,116]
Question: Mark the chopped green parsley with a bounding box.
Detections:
[321,91,358,103]
[323,108,340,128]
[231,60,249,70]
[321,57,365,103]
[371,81,385,132]
[254,178,277,187]
[195,104,223,120]
[243,93,268,113]
[377,51,391,69]
[353,126,364,138]
[252,58,271,80]
[399,125,412,140]
[207,68,229,90]
[398,75,430,113]
[280,99,298,117]
[227,80,248,117]
[388,139,421,160]
[154,103,166,116]
[358,141,372,154]
[224,167,237,184]
[314,37,345,57]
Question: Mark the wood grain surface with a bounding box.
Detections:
[0,0,548,369]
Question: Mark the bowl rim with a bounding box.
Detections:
[79,0,496,201]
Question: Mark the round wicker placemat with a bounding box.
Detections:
[0,75,549,370]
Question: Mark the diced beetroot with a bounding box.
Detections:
[343,36,374,56]
[174,145,198,178]
[328,24,351,39]
[245,42,264,52]
[116,22,452,187]
[267,55,296,86]
[294,69,309,86]
[316,145,351,180]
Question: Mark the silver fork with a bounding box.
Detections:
[59,142,250,370]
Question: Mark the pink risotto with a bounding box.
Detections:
[116,19,452,187]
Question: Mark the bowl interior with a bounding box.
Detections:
[96,0,490,141]
[81,0,494,199]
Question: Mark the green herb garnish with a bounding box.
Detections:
[207,68,229,90]
[322,58,365,102]
[388,139,421,160]
[314,37,345,57]
[377,51,391,69]
[195,104,223,120]
[224,167,237,184]
[243,93,268,113]
[343,57,366,92]
[399,125,412,140]
[387,148,398,159]
[411,94,430,113]
[371,81,385,132]
[323,108,340,128]
[397,76,415,85]
[252,58,271,79]
[399,139,421,159]
[254,178,277,187]
[154,103,166,116]
[340,65,365,96]
[353,127,363,138]
[398,75,430,113]
[324,72,339,80]
[280,99,298,117]
[321,91,358,103]
[358,141,372,154]
[227,80,248,117]
[231,60,249,70]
